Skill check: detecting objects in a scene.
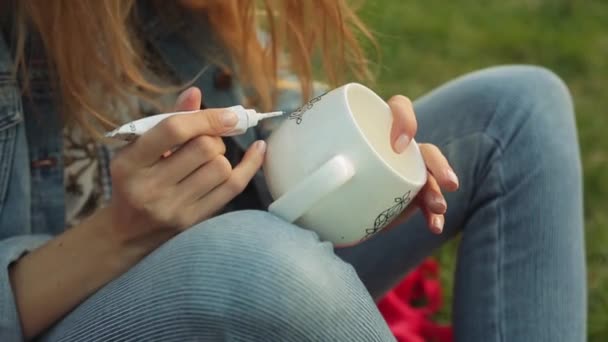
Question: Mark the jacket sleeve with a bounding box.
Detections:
[0,235,52,341]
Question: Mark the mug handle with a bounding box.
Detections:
[268,155,355,223]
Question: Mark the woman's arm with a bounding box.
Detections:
[5,87,266,340]
[8,207,166,339]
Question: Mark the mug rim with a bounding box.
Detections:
[340,82,427,188]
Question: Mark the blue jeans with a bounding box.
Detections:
[41,66,586,342]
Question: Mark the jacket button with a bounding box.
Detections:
[213,68,233,90]
[31,157,57,169]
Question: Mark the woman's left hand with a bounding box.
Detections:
[385,95,459,234]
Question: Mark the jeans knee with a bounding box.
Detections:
[506,65,570,97]
[488,65,573,127]
[506,65,571,114]
[461,65,578,165]
[465,65,568,124]
[152,210,377,338]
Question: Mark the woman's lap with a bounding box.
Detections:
[40,210,394,342]
[42,65,585,341]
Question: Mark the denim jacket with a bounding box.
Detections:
[0,4,324,339]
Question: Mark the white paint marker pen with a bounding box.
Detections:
[105,105,284,142]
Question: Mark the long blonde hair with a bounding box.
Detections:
[13,0,374,137]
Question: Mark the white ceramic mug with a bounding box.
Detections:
[263,83,427,246]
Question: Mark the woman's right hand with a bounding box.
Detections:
[8,87,265,339]
[103,87,266,245]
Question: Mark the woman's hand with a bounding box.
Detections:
[10,87,267,340]
[103,87,266,245]
[385,95,459,234]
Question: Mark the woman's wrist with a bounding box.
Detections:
[92,206,174,268]
[8,207,175,339]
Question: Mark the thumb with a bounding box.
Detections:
[175,87,202,111]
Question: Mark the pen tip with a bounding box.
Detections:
[262,111,284,118]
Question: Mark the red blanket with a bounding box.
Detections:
[377,259,453,342]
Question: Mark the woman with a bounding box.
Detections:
[0,1,585,341]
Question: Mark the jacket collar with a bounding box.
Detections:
[137,2,255,150]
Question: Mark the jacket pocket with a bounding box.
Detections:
[0,77,21,130]
[0,77,22,210]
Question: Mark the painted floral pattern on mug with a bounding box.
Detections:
[362,190,413,240]
[288,91,328,124]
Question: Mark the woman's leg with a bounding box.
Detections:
[40,211,395,342]
[337,65,586,341]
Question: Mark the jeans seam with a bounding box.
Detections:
[475,132,506,342]
[479,98,508,342]
[440,130,506,341]
[495,142,506,342]
[424,128,507,341]
[482,90,522,342]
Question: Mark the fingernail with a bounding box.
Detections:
[446,169,459,188]
[176,88,193,107]
[432,216,444,234]
[395,134,410,154]
[426,193,446,213]
[221,111,238,127]
[255,140,266,153]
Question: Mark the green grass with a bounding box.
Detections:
[358,0,608,340]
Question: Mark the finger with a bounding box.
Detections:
[175,155,233,203]
[382,173,445,233]
[131,107,238,165]
[382,201,419,232]
[175,87,202,111]
[190,140,266,219]
[419,143,459,191]
[161,88,203,159]
[423,207,444,234]
[388,95,418,154]
[154,135,226,184]
[420,173,447,215]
